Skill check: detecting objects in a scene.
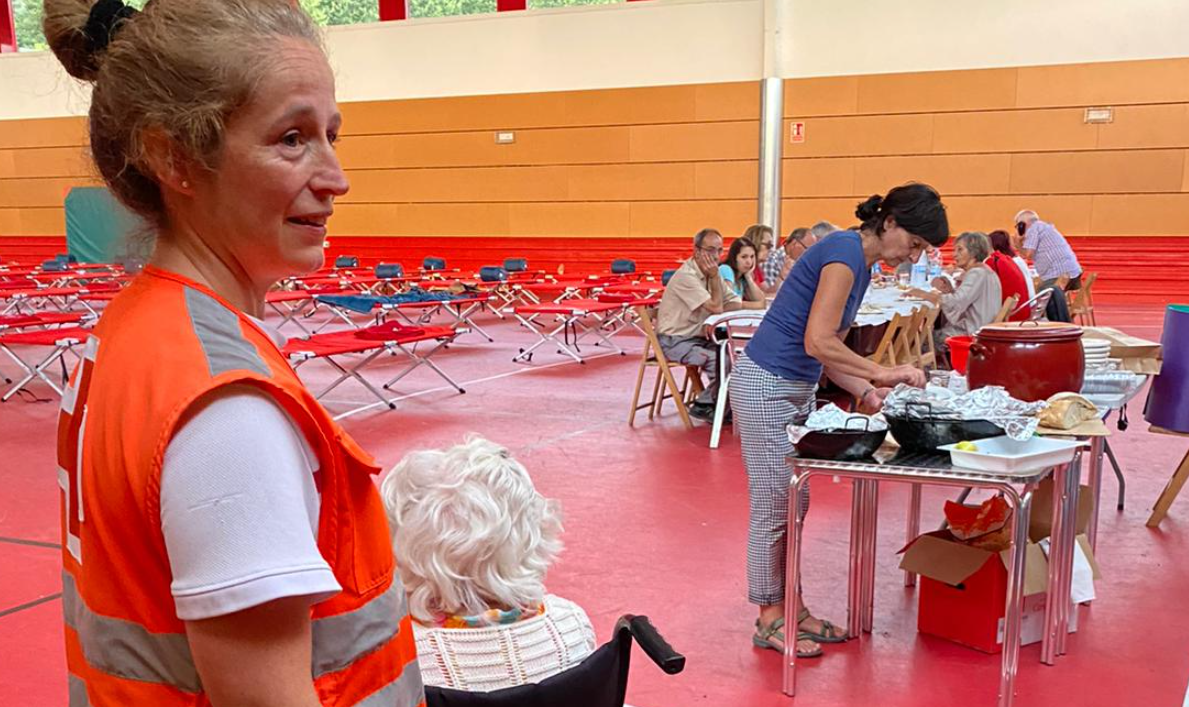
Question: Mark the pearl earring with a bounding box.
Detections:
[182,180,190,189]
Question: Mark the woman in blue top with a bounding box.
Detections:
[729,184,949,659]
[718,237,765,303]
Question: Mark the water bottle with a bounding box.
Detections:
[911,261,928,288]
[927,249,943,281]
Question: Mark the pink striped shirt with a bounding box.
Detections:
[1023,220,1082,281]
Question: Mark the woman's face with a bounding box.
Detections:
[188,40,348,285]
[953,241,973,269]
[735,245,757,273]
[878,218,931,268]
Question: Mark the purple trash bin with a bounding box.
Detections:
[1145,304,1189,432]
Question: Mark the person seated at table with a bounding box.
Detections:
[657,228,765,422]
[744,224,781,294]
[719,237,766,303]
[381,435,597,692]
[989,229,1035,300]
[732,184,944,660]
[984,230,1030,321]
[908,231,1002,360]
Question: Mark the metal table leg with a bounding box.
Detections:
[784,471,810,696]
[1104,439,1125,511]
[904,483,922,587]
[848,479,865,639]
[1087,437,1104,552]
[1057,456,1081,656]
[861,480,880,633]
[1041,462,1069,666]
[998,487,1033,707]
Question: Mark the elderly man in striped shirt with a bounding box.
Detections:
[1014,209,1083,291]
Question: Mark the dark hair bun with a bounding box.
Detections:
[855,194,883,222]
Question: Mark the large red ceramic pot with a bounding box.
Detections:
[966,322,1085,402]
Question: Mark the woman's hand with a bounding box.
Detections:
[858,386,893,413]
[874,364,926,389]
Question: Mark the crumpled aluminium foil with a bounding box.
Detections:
[787,403,888,444]
[882,384,1046,440]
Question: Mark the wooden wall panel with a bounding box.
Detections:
[783,114,935,158]
[566,163,696,201]
[0,147,93,179]
[855,68,1018,115]
[1090,194,1189,236]
[0,207,66,235]
[852,154,1012,197]
[629,122,758,163]
[0,178,99,208]
[695,83,761,122]
[336,126,633,169]
[0,116,86,149]
[694,161,756,200]
[932,109,1097,154]
[509,202,631,237]
[784,77,859,117]
[1015,58,1189,109]
[1009,150,1187,195]
[782,158,855,198]
[341,167,570,204]
[1094,104,1189,150]
[628,200,755,238]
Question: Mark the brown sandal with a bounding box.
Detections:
[753,618,823,658]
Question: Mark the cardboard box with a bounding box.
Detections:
[1080,326,1163,375]
[899,482,1102,654]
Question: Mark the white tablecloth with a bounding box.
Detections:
[704,284,934,330]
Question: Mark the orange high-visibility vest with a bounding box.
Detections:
[56,266,422,707]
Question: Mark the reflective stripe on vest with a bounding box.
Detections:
[183,286,270,377]
[68,674,90,707]
[357,664,425,707]
[63,572,202,693]
[65,571,411,695]
[312,581,410,677]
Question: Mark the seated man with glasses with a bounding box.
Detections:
[656,228,766,422]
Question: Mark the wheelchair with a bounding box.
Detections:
[425,615,685,707]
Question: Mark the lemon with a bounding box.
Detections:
[955,441,979,452]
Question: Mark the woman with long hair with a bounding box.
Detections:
[719,237,766,303]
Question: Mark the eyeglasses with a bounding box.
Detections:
[698,246,724,256]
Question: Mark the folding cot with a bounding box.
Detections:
[374,295,497,342]
[283,324,466,419]
[0,322,93,401]
[511,298,628,364]
[265,289,350,335]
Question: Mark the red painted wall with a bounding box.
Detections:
[2,235,1184,305]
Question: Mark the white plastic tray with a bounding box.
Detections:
[937,436,1085,475]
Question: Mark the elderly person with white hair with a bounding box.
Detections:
[381,435,596,692]
[907,231,1002,359]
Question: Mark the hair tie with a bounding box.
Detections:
[84,0,140,57]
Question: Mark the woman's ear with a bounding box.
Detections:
[141,129,196,196]
[883,215,898,234]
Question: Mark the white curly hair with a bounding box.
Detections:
[380,435,564,623]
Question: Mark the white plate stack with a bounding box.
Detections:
[1081,338,1112,369]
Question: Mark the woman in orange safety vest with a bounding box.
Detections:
[45,0,422,704]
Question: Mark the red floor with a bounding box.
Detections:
[1,303,1186,706]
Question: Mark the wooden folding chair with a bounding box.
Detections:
[628,306,702,430]
[991,294,1020,324]
[867,313,904,367]
[917,306,942,369]
[1011,288,1053,322]
[894,307,926,366]
[1070,272,1098,326]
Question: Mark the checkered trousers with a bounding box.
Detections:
[728,351,817,606]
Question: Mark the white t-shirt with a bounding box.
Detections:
[160,318,340,621]
[1012,255,1037,300]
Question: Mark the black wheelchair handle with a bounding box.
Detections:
[619,615,686,675]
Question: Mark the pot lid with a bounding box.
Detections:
[976,321,1083,343]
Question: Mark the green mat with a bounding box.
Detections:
[64,187,148,265]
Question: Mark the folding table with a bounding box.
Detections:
[784,448,1085,707]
